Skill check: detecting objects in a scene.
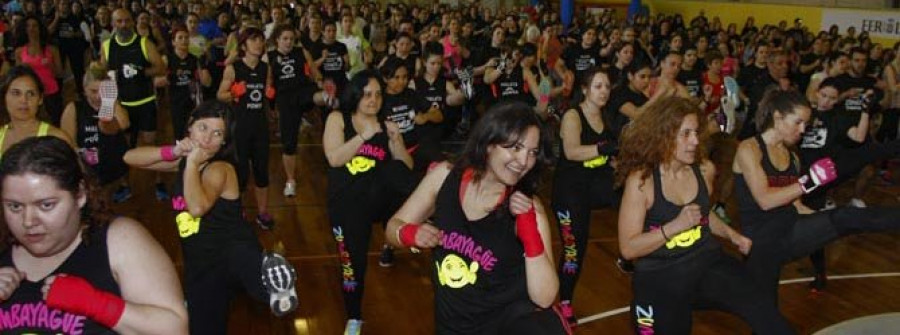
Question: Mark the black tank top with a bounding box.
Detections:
[167,51,198,106]
[554,106,616,177]
[326,112,393,200]
[268,48,313,90]
[635,164,719,271]
[734,135,799,236]
[415,76,447,111]
[432,168,528,334]
[171,161,246,240]
[233,59,268,114]
[75,101,129,185]
[0,224,119,334]
[492,65,531,105]
[105,35,154,103]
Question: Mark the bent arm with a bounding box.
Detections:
[107,218,189,335]
[524,199,558,308]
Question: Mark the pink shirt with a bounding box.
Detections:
[18,47,59,95]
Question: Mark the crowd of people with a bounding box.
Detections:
[0,0,896,334]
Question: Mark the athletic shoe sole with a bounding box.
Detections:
[261,253,299,317]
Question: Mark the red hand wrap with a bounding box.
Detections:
[46,275,125,329]
[230,81,247,101]
[265,85,276,99]
[516,207,544,258]
[399,223,420,248]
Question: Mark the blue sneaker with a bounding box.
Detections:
[112,186,132,203]
[155,183,170,201]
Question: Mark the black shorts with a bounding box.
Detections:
[123,100,158,132]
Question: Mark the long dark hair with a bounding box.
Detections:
[185,100,238,164]
[15,15,48,49]
[755,88,810,133]
[0,137,113,249]
[0,65,48,124]
[454,101,554,196]
[341,70,384,119]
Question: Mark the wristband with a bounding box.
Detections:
[660,226,671,241]
[160,145,177,161]
[398,223,419,248]
[46,275,125,329]
[516,207,545,258]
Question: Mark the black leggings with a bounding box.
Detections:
[744,207,900,305]
[276,89,314,155]
[495,300,569,335]
[170,98,194,140]
[328,161,415,320]
[551,169,618,303]
[234,112,270,189]
[632,250,794,334]
[182,224,266,335]
[60,42,87,94]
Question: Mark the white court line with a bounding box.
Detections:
[576,272,900,326]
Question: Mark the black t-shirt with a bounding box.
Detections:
[831,73,878,112]
[168,51,199,107]
[233,60,268,114]
[76,101,129,185]
[799,107,859,166]
[309,41,349,84]
[605,85,647,136]
[562,44,601,83]
[738,63,767,88]
[677,67,703,98]
[381,88,427,145]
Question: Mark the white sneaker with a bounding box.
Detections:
[849,198,867,208]
[283,181,296,197]
[344,319,363,335]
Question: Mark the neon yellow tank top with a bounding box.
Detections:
[0,122,50,159]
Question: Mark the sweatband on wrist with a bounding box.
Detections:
[46,275,126,329]
[516,207,544,258]
[398,223,419,248]
[160,145,177,161]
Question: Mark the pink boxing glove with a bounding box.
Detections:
[799,157,837,194]
[516,207,544,258]
[46,274,125,329]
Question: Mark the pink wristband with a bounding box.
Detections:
[160,145,177,161]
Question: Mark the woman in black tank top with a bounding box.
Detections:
[59,65,130,198]
[0,137,187,334]
[550,68,619,326]
[734,89,900,311]
[124,101,298,334]
[385,102,569,334]
[323,70,415,334]
[617,97,793,334]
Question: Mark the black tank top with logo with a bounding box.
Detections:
[734,135,800,239]
[233,59,268,115]
[268,48,313,91]
[554,106,616,179]
[636,164,718,271]
[326,112,393,200]
[415,76,447,111]
[171,160,247,241]
[105,35,154,103]
[492,65,532,105]
[431,168,528,334]
[75,101,129,185]
[167,51,198,108]
[0,224,119,334]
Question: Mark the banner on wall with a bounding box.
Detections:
[821,9,900,40]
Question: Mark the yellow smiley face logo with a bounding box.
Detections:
[346,156,376,175]
[583,155,609,168]
[436,254,479,289]
[176,212,201,238]
[665,226,703,249]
